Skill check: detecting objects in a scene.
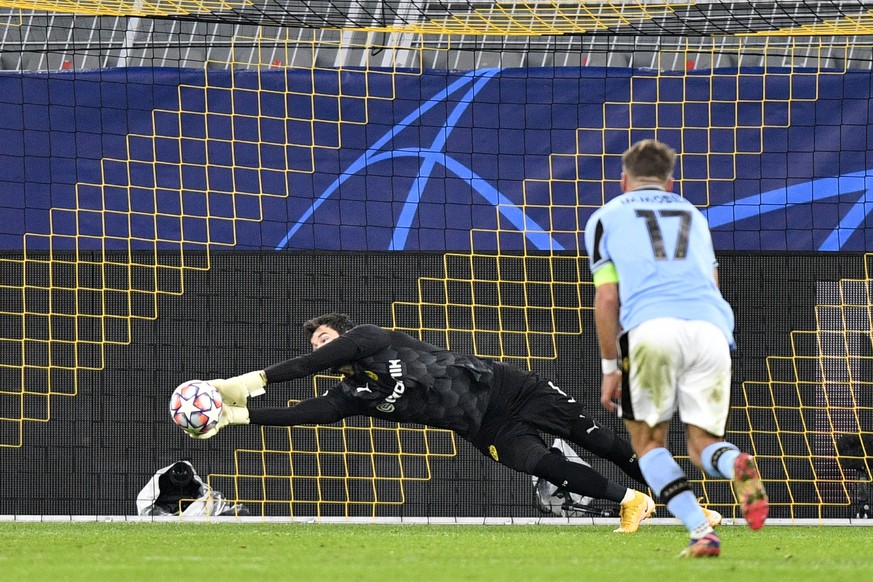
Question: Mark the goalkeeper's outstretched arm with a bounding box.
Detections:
[210,328,373,405]
[248,395,352,426]
[190,390,355,440]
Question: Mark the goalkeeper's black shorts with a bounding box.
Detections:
[468,363,604,474]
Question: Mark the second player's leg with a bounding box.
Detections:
[515,380,645,485]
[479,423,633,504]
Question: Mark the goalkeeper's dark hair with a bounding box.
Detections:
[303,312,357,339]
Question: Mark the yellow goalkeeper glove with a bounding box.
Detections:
[209,370,267,406]
[187,404,250,440]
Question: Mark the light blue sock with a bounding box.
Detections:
[667,490,712,538]
[700,441,740,479]
[639,447,711,537]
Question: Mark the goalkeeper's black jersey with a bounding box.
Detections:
[259,324,527,439]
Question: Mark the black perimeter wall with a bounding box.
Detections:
[0,252,866,518]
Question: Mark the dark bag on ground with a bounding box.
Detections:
[136,461,250,517]
[836,433,873,519]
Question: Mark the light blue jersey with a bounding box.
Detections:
[584,188,735,347]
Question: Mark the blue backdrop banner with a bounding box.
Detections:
[1,67,871,252]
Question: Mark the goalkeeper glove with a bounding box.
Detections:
[209,370,267,406]
[187,404,250,440]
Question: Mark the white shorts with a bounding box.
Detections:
[622,317,732,436]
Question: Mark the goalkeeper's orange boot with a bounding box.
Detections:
[614,491,655,533]
[673,503,722,527]
[733,453,768,530]
[679,532,721,558]
[702,506,723,527]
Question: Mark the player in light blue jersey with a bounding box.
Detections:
[584,139,768,558]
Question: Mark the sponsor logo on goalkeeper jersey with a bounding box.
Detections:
[376,359,406,412]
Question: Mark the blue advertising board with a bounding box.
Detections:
[1,66,871,252]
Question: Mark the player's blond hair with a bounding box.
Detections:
[622,139,676,183]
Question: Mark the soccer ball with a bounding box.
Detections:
[170,380,223,435]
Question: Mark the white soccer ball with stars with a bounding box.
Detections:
[170,380,223,435]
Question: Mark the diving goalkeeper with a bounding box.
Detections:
[192,312,658,531]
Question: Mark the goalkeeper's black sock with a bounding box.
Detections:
[532,450,624,502]
[607,439,645,485]
[568,420,645,485]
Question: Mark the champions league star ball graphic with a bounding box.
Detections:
[169,380,223,436]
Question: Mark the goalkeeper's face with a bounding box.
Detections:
[310,325,341,351]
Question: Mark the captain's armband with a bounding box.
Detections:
[592,263,618,287]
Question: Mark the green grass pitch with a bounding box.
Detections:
[2,522,872,581]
